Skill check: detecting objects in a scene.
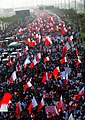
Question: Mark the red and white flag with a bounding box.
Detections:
[79,87,84,96]
[16,64,21,72]
[25,38,30,44]
[31,114,36,119]
[74,87,84,100]
[0,92,12,112]
[47,112,52,118]
[29,41,36,47]
[74,94,80,100]
[18,28,23,34]
[44,56,50,62]
[53,67,60,78]
[60,21,65,25]
[62,46,67,58]
[42,72,48,83]
[36,53,41,61]
[8,60,11,67]
[57,95,63,113]
[23,48,27,55]
[68,35,73,43]
[44,36,52,46]
[12,57,16,63]
[61,27,67,35]
[27,102,32,114]
[38,98,45,112]
[76,49,78,56]
[7,56,11,67]
[15,102,22,118]
[75,59,81,66]
[17,52,22,58]
[60,57,67,64]
[68,113,74,120]
[9,71,17,83]
[67,26,71,31]
[24,56,31,65]
[29,58,38,68]
[27,96,38,114]
[53,106,59,116]
[24,81,32,91]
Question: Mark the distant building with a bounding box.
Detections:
[0,8,15,17]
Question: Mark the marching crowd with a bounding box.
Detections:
[0,11,85,120]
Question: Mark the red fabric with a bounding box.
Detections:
[75,61,81,66]
[0,92,12,106]
[23,49,27,55]
[45,39,51,46]
[48,72,52,79]
[62,46,67,58]
[63,78,67,85]
[61,29,66,35]
[60,58,65,64]
[24,84,29,91]
[8,60,11,67]
[29,62,34,68]
[57,96,63,113]
[42,72,46,83]
[25,39,29,44]
[38,102,43,112]
[79,90,84,96]
[23,81,32,91]
[27,102,32,114]
[74,94,81,100]
[76,49,78,55]
[15,102,20,117]
[16,65,21,72]
[74,88,84,100]
[36,55,40,61]
[9,76,13,83]
[44,57,50,62]
[68,37,72,43]
[17,53,21,58]
[29,42,35,47]
[53,68,59,77]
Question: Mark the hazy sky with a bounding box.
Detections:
[0,0,72,9]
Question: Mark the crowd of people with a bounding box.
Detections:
[0,11,85,120]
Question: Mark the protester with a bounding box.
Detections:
[0,11,85,120]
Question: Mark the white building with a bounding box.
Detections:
[0,8,15,17]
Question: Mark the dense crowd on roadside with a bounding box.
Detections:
[0,11,85,120]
